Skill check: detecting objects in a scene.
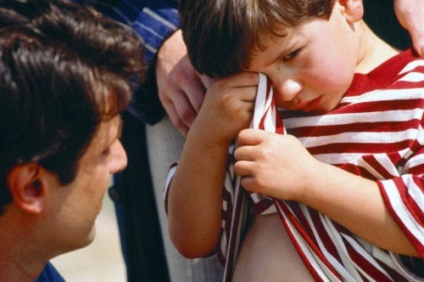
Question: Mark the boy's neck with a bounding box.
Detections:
[355,21,400,74]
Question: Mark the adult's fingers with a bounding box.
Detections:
[161,96,190,136]
[394,0,424,56]
[178,72,206,114]
[410,30,424,57]
[171,89,198,129]
[199,74,215,90]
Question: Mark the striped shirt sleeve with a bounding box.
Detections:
[378,147,424,258]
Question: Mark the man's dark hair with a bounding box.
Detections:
[179,0,335,77]
[0,0,145,212]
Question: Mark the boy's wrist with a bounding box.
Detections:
[296,160,334,205]
[189,110,239,148]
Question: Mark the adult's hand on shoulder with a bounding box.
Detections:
[156,29,213,136]
[395,0,424,56]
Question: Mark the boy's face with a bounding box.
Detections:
[46,115,127,253]
[247,2,360,113]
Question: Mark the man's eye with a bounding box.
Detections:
[283,48,301,62]
[102,148,111,157]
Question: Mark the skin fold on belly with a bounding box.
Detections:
[232,213,314,282]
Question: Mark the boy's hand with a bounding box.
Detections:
[234,129,321,201]
[190,73,259,147]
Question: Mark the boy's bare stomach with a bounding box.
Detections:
[232,213,314,282]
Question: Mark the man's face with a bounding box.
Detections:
[247,2,361,113]
[46,115,126,253]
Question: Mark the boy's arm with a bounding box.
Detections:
[167,126,229,258]
[234,129,420,257]
[302,158,419,257]
[167,73,259,258]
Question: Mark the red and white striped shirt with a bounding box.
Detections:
[165,49,424,281]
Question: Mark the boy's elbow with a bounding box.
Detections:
[169,229,218,259]
[174,242,216,259]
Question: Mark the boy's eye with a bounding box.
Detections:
[283,48,302,62]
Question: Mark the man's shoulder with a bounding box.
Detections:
[35,262,65,282]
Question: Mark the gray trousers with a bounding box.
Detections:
[146,116,224,282]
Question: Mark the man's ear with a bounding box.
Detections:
[338,0,364,23]
[7,163,47,214]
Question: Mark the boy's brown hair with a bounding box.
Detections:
[180,0,336,77]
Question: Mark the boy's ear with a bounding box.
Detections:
[339,0,364,23]
[7,163,48,214]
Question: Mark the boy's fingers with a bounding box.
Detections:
[225,71,260,88]
[237,129,266,145]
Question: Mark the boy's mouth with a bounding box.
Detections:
[297,97,322,112]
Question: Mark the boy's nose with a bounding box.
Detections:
[275,79,302,101]
[109,140,128,174]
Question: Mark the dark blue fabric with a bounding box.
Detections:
[113,111,170,282]
[35,263,65,282]
[80,0,179,63]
